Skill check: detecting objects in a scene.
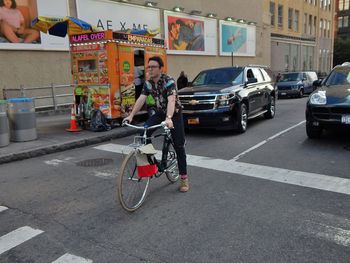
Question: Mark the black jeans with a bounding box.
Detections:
[144,111,187,175]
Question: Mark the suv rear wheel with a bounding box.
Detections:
[237,103,247,133]
[306,122,322,138]
[264,96,275,119]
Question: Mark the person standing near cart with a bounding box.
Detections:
[123,56,189,192]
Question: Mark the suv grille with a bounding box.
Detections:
[278,86,291,91]
[311,106,350,121]
[179,95,217,111]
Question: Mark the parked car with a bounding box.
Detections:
[177,66,276,133]
[305,62,350,138]
[277,71,318,98]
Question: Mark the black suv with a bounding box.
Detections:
[178,66,276,132]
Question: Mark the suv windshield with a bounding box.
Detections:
[325,67,350,86]
[278,73,302,82]
[192,68,243,86]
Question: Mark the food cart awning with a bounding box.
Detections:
[31,16,100,37]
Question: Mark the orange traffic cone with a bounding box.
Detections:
[66,105,82,132]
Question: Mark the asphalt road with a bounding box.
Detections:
[0,97,349,262]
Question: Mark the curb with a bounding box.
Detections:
[0,128,138,165]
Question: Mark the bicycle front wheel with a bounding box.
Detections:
[165,143,180,183]
[118,150,150,212]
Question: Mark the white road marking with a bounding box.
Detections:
[52,253,93,263]
[231,120,306,161]
[44,157,73,167]
[0,206,8,213]
[0,226,44,255]
[93,171,114,178]
[94,143,350,196]
[306,221,350,247]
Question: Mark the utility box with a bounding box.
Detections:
[7,98,37,142]
[0,100,9,147]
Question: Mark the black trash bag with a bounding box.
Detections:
[90,109,111,132]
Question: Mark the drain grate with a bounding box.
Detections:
[76,158,113,167]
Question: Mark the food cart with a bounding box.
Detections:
[69,30,167,127]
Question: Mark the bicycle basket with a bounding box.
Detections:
[135,144,158,178]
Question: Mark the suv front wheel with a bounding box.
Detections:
[236,103,247,133]
[264,96,275,119]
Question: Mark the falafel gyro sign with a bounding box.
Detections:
[76,0,160,36]
[164,11,217,56]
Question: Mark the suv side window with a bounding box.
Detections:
[252,68,264,82]
[246,68,255,80]
[303,73,307,80]
[260,69,271,82]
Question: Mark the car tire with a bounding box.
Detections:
[236,103,247,133]
[298,88,304,98]
[264,96,276,119]
[306,122,322,138]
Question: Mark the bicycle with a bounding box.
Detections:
[118,121,180,212]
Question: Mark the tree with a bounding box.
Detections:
[333,38,350,66]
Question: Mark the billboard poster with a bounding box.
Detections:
[76,0,160,35]
[164,11,217,56]
[219,20,256,57]
[0,0,69,50]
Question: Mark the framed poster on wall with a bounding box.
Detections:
[164,11,217,56]
[219,20,256,57]
[0,0,69,50]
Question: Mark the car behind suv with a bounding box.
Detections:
[305,62,350,138]
[277,71,318,98]
[178,66,276,132]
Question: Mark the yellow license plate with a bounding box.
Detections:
[188,118,199,124]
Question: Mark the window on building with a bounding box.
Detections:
[304,13,308,33]
[288,8,293,29]
[344,16,349,27]
[309,0,312,3]
[345,0,350,10]
[320,19,323,37]
[309,15,313,34]
[338,16,343,29]
[320,0,323,8]
[324,0,327,8]
[278,5,283,27]
[328,0,331,10]
[270,2,275,26]
[292,44,299,71]
[314,16,317,35]
[295,10,299,31]
[327,20,330,37]
[315,0,317,6]
[285,44,291,71]
[339,0,344,11]
[308,46,314,70]
[323,19,327,36]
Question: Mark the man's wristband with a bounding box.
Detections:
[166,115,172,119]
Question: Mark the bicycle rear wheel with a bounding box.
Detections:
[165,143,180,183]
[118,150,150,212]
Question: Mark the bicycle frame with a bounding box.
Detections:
[124,122,175,175]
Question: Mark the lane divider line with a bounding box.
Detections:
[52,253,93,263]
[0,206,8,213]
[231,120,306,161]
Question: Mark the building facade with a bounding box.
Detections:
[0,0,271,99]
[336,0,350,38]
[264,0,335,76]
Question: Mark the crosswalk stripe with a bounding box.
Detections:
[52,253,93,263]
[0,206,8,213]
[0,226,44,255]
[94,143,350,196]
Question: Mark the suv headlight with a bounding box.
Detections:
[310,91,327,105]
[217,93,234,107]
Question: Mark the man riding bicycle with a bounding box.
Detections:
[123,56,189,192]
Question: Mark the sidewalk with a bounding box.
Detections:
[0,111,139,164]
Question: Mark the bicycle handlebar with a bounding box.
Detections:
[123,121,167,131]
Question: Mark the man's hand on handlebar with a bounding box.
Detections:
[122,116,133,125]
[164,118,174,129]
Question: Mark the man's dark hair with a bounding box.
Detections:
[175,19,185,26]
[148,56,164,68]
[168,22,175,33]
[0,0,17,8]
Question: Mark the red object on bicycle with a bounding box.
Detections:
[135,144,158,177]
[137,164,157,178]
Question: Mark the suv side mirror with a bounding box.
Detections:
[246,78,258,84]
[313,79,322,87]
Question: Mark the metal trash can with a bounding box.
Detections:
[7,98,37,142]
[0,100,9,147]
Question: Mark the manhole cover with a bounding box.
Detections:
[344,145,350,151]
[76,158,113,167]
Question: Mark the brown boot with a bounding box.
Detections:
[179,179,189,192]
